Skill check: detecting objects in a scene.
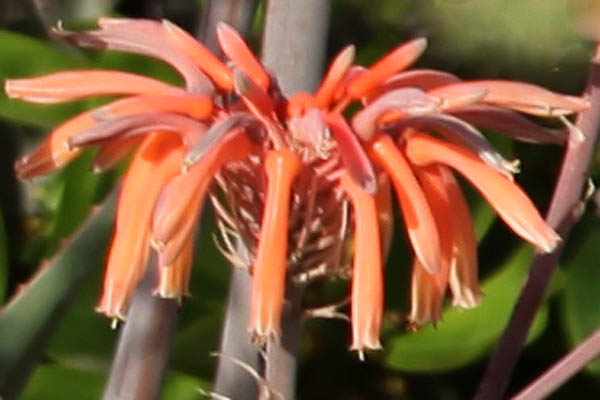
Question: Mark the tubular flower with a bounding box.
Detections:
[7,18,586,352]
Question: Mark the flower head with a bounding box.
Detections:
[7,18,586,352]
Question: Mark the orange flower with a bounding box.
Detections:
[7,18,585,353]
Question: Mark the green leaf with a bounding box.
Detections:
[0,211,8,302]
[20,365,105,400]
[560,216,600,374]
[20,365,208,400]
[0,192,117,399]
[0,30,89,128]
[43,150,106,256]
[46,209,230,380]
[161,370,210,400]
[385,246,549,372]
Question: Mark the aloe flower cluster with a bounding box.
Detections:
[6,18,588,353]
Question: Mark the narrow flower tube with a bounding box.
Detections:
[92,136,143,173]
[416,164,482,310]
[352,88,440,140]
[347,37,428,99]
[409,165,452,325]
[15,94,212,178]
[341,173,384,351]
[428,84,488,111]
[326,113,378,194]
[92,94,213,122]
[389,113,518,178]
[375,174,394,260]
[14,113,95,178]
[439,165,482,308]
[217,22,270,90]
[54,24,214,94]
[368,134,442,274]
[315,45,356,109]
[404,132,561,253]
[97,132,185,319]
[409,259,447,326]
[429,81,589,116]
[162,19,234,90]
[450,104,566,144]
[152,132,253,264]
[5,70,182,103]
[154,235,195,300]
[366,69,461,100]
[249,149,302,341]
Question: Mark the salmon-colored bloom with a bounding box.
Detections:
[7,18,585,352]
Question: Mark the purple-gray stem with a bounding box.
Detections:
[259,1,331,399]
[102,256,178,400]
[474,44,600,400]
[512,325,600,400]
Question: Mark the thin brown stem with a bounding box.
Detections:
[512,325,600,400]
[474,45,600,400]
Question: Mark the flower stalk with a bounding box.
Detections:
[475,44,600,400]
[259,1,331,398]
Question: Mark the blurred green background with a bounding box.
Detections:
[0,0,599,399]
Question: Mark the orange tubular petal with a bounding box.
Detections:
[408,165,451,325]
[15,113,95,179]
[16,94,213,179]
[92,94,213,122]
[366,69,461,101]
[409,259,447,326]
[155,234,195,300]
[96,132,184,319]
[416,164,481,312]
[162,19,234,90]
[375,174,394,260]
[287,92,317,118]
[217,22,270,89]
[152,132,253,264]
[440,166,482,308]
[315,45,356,109]
[341,173,384,352]
[427,84,488,111]
[249,150,302,341]
[367,134,442,274]
[92,136,143,173]
[404,133,561,253]
[346,37,427,99]
[233,69,276,118]
[429,81,589,116]
[5,70,183,104]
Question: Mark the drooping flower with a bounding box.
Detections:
[7,18,587,352]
